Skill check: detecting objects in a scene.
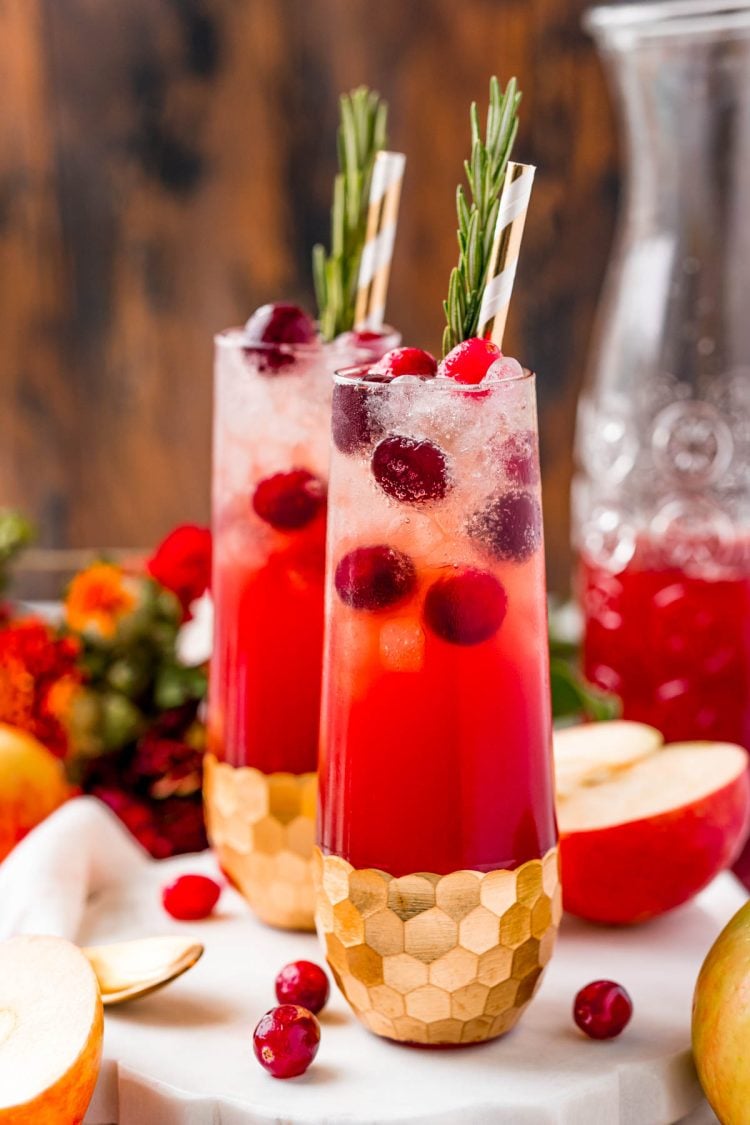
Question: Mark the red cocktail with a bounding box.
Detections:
[315,345,560,1045]
[205,303,396,930]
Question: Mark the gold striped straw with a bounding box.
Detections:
[477,161,536,348]
[354,150,406,331]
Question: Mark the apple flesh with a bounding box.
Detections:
[692,898,750,1124]
[554,719,663,799]
[0,935,103,1123]
[0,724,70,861]
[557,734,750,924]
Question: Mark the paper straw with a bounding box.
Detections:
[354,150,406,331]
[477,161,536,348]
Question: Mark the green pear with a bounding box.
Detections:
[692,899,750,1124]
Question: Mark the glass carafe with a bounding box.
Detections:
[575,1,750,748]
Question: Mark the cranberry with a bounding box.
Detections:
[162,873,221,920]
[468,490,542,562]
[335,545,416,611]
[371,435,451,504]
[438,337,502,385]
[372,347,438,378]
[423,568,508,645]
[332,377,386,455]
[243,303,317,374]
[499,431,540,486]
[244,303,317,345]
[253,1004,321,1078]
[573,980,633,1040]
[352,329,384,347]
[275,961,330,1014]
[252,470,326,531]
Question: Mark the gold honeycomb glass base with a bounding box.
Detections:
[314,845,561,1044]
[204,753,317,931]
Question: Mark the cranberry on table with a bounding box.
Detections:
[468,490,542,562]
[335,545,416,611]
[372,346,438,378]
[252,469,326,531]
[253,1004,321,1078]
[424,568,508,645]
[162,874,222,920]
[371,435,451,504]
[573,980,633,1040]
[275,961,330,1014]
[244,303,317,345]
[438,337,502,385]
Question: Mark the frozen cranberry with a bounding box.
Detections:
[335,329,391,360]
[372,435,451,504]
[253,1004,321,1078]
[245,303,317,345]
[372,347,438,378]
[423,568,508,645]
[162,873,221,920]
[468,490,541,562]
[243,303,317,374]
[252,470,326,531]
[335,545,416,611]
[499,431,540,486]
[438,337,502,385]
[275,961,330,1014]
[573,980,633,1040]
[332,376,387,454]
[352,329,384,348]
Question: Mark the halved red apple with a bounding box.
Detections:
[556,730,750,924]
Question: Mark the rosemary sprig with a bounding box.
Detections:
[313,87,388,341]
[442,76,522,356]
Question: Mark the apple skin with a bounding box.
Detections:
[560,768,750,924]
[0,1001,103,1125]
[0,936,104,1125]
[0,724,70,861]
[692,899,750,1125]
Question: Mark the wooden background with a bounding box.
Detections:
[0,0,618,593]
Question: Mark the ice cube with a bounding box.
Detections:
[379,618,425,673]
[484,357,524,383]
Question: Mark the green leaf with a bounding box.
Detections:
[0,509,34,592]
[550,658,622,723]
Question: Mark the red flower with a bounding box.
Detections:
[132,725,203,799]
[147,525,212,618]
[94,786,207,858]
[0,619,82,758]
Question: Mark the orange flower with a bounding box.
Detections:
[65,563,138,639]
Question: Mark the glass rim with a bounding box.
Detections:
[333,364,535,392]
[585,0,750,41]
[214,328,322,355]
[213,323,401,353]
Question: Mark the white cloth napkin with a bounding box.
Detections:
[0,797,149,941]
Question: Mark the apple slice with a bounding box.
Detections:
[558,739,750,924]
[553,720,663,799]
[0,935,103,1123]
